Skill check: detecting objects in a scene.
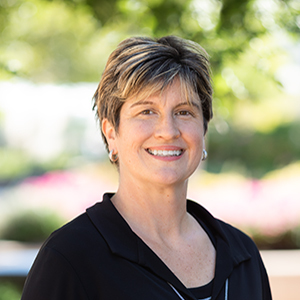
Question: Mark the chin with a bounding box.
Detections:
[150,171,190,187]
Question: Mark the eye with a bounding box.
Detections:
[141,109,154,115]
[176,110,192,116]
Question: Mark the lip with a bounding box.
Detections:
[145,146,185,161]
[146,146,183,151]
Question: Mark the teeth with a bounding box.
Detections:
[148,149,182,157]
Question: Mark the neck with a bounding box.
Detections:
[111,178,190,241]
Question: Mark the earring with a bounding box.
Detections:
[202,149,208,161]
[109,150,118,162]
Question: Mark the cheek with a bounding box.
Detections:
[190,134,205,160]
[117,123,149,152]
[185,124,204,145]
[128,122,153,142]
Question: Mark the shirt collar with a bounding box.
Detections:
[86,193,193,298]
[187,200,252,299]
[87,193,251,299]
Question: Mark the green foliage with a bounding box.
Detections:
[0,0,299,84]
[251,226,300,250]
[0,148,33,183]
[0,148,70,183]
[291,225,300,248]
[207,121,300,178]
[0,0,299,178]
[0,210,64,242]
[0,0,105,82]
[0,281,22,300]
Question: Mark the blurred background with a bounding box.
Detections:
[0,0,300,298]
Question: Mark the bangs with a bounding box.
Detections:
[122,74,200,108]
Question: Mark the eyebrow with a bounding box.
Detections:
[130,100,154,108]
[130,100,201,111]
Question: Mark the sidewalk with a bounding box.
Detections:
[261,250,300,300]
[0,241,39,278]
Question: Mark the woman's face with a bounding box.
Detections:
[103,79,205,188]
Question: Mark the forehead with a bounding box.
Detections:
[125,78,200,107]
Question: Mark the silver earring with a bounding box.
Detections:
[202,149,208,161]
[109,150,118,162]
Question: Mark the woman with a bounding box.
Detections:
[21,36,272,300]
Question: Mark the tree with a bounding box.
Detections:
[1,0,299,83]
[0,0,299,177]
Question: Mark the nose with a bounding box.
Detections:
[154,114,180,140]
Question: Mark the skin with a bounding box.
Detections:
[102,79,216,288]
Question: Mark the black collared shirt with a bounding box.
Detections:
[22,193,272,300]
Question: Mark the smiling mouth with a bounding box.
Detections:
[147,149,183,157]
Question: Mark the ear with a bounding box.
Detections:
[102,118,117,151]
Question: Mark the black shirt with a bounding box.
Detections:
[22,193,272,300]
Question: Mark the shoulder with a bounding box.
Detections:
[216,219,259,253]
[40,204,109,260]
[22,212,97,300]
[187,200,259,255]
